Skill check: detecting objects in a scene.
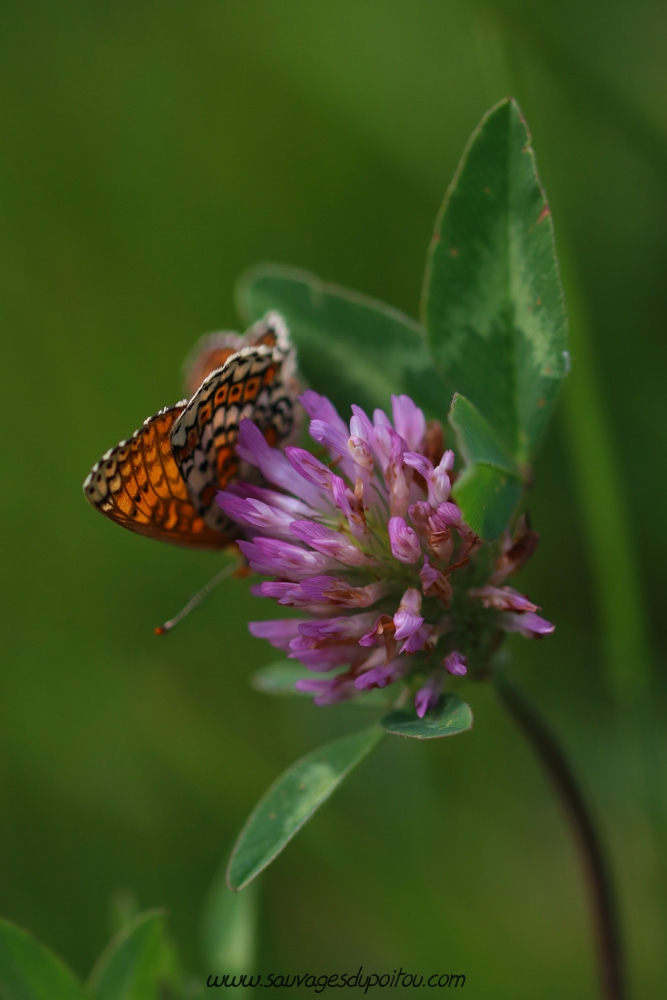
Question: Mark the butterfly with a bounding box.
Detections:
[83,312,297,550]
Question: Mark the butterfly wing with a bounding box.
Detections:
[182,311,291,397]
[83,404,230,549]
[171,332,295,531]
[83,312,296,547]
[182,332,246,399]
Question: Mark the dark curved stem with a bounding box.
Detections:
[495,672,625,1000]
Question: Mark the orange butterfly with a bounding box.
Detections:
[83,312,297,550]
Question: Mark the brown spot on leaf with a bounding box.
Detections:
[537,204,550,224]
[449,247,459,257]
[538,398,545,408]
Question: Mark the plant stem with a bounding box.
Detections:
[495,672,624,1000]
[558,256,652,707]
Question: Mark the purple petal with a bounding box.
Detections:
[294,676,335,693]
[350,405,394,472]
[500,612,555,637]
[393,588,424,641]
[309,419,357,479]
[249,618,306,650]
[391,395,426,451]
[414,671,445,718]
[394,611,424,640]
[295,674,358,705]
[414,688,433,718]
[252,581,311,606]
[404,451,451,505]
[300,576,386,608]
[372,408,391,429]
[443,651,468,676]
[408,501,435,537]
[347,435,374,471]
[385,432,412,517]
[236,421,325,509]
[429,466,452,504]
[430,502,462,528]
[403,452,433,481]
[468,585,538,612]
[309,418,349,456]
[288,639,366,671]
[285,446,338,492]
[400,622,431,654]
[238,538,333,580]
[388,516,422,564]
[398,587,421,615]
[217,493,294,536]
[289,520,369,566]
[419,556,453,604]
[419,555,440,590]
[489,517,540,584]
[299,391,349,437]
[298,613,376,642]
[389,475,411,518]
[313,683,359,705]
[354,658,409,690]
[365,407,411,480]
[359,614,395,651]
[350,405,375,448]
[438,449,455,472]
[331,477,368,537]
[225,481,318,519]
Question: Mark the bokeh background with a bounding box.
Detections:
[1,1,666,996]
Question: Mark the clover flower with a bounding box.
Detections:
[217,392,553,716]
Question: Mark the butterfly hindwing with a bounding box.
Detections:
[182,311,291,397]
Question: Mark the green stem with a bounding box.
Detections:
[495,672,624,1000]
[559,255,666,856]
[559,257,652,704]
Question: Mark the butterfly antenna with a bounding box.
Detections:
[154,560,238,635]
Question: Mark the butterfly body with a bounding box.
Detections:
[83,313,296,549]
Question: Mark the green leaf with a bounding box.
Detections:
[201,867,259,976]
[452,463,523,540]
[227,726,384,891]
[448,393,518,474]
[88,910,174,1000]
[251,662,391,707]
[422,97,568,466]
[237,264,448,419]
[251,661,313,697]
[108,889,141,938]
[0,919,89,1000]
[381,694,473,739]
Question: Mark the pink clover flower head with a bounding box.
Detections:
[218,393,553,715]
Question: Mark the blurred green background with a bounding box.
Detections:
[1,1,665,996]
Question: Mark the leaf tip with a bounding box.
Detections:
[225,862,242,894]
